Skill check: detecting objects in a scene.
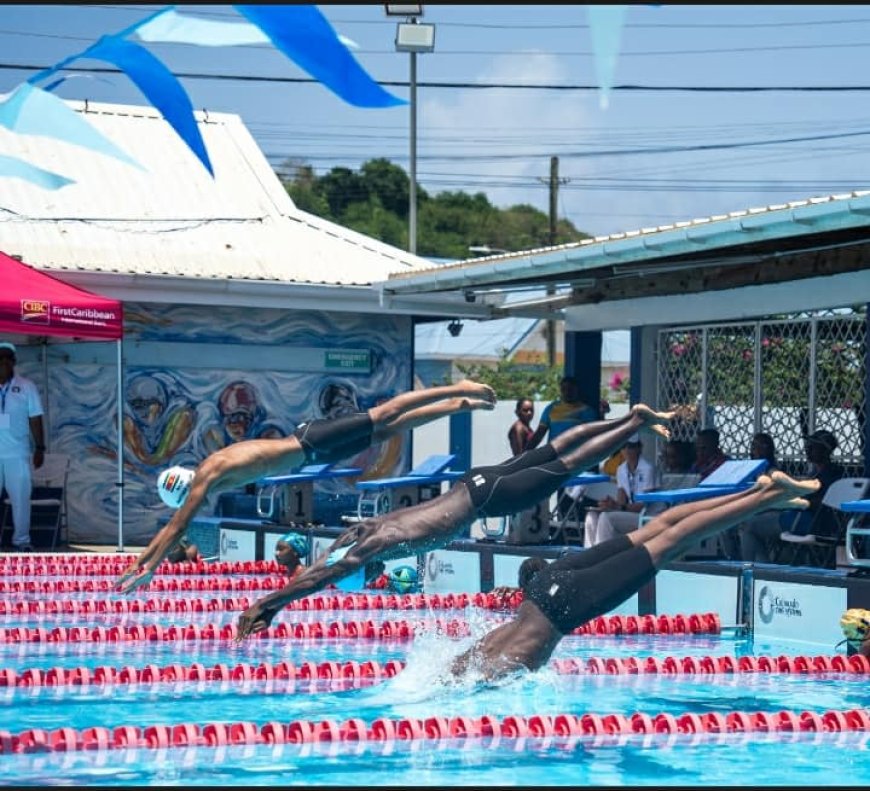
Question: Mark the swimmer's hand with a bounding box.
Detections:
[113,532,183,594]
[236,601,282,642]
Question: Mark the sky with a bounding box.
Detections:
[2,3,869,362]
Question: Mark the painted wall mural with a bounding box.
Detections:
[20,301,413,545]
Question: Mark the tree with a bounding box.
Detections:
[277,158,590,258]
[456,351,563,401]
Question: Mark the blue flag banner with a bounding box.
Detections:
[81,35,213,175]
[586,4,628,110]
[0,154,74,189]
[134,7,359,49]
[0,83,141,169]
[234,5,405,108]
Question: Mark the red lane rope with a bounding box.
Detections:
[0,559,281,577]
[0,613,721,644]
[5,706,870,753]
[1,652,866,691]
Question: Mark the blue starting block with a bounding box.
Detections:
[256,463,361,524]
[354,453,463,519]
[634,458,769,558]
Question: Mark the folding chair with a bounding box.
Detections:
[547,472,610,545]
[2,453,70,549]
[778,477,870,568]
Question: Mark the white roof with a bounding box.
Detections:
[0,100,431,288]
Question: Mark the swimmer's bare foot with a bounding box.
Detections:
[640,423,671,441]
[752,474,773,491]
[768,496,810,511]
[458,380,497,404]
[459,397,496,412]
[631,403,675,426]
[770,470,822,496]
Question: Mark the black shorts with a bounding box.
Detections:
[523,535,656,634]
[293,412,374,465]
[460,444,571,518]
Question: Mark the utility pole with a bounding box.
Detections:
[538,156,569,367]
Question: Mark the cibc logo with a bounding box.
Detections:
[757,584,803,624]
[21,299,50,324]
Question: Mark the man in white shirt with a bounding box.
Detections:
[0,342,45,551]
[584,434,655,547]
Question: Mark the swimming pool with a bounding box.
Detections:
[1,554,869,787]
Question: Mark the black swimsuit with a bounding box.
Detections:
[460,444,572,518]
[523,535,656,634]
[293,412,374,465]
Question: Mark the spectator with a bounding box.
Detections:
[659,439,695,481]
[690,428,729,480]
[741,429,843,563]
[583,434,656,547]
[529,376,598,446]
[530,376,599,523]
[734,432,781,561]
[507,398,537,456]
[0,342,45,552]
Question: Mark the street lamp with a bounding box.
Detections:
[386,5,435,255]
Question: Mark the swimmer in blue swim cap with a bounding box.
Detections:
[115,380,496,594]
[275,532,309,578]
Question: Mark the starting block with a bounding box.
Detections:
[354,453,463,519]
[256,463,361,524]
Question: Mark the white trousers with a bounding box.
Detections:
[0,456,32,547]
[584,508,641,547]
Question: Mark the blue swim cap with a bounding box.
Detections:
[278,532,308,559]
[388,565,419,594]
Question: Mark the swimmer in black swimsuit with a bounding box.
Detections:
[448,470,819,683]
[115,380,497,594]
[235,403,674,639]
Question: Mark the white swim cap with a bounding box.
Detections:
[157,466,195,509]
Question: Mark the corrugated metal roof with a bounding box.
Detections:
[381,190,870,293]
[0,100,431,286]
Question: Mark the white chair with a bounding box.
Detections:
[778,477,870,568]
[2,453,70,549]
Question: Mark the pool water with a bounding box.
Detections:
[1,566,869,786]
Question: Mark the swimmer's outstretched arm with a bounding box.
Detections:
[236,531,375,640]
[114,477,212,594]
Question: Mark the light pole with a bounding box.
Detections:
[386,5,435,255]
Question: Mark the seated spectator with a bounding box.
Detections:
[741,429,843,564]
[690,428,729,480]
[658,439,696,488]
[733,432,781,561]
[583,434,655,547]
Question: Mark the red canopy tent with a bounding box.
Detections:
[0,251,127,548]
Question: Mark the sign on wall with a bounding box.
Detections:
[752,579,845,647]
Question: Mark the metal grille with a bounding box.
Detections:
[657,309,866,474]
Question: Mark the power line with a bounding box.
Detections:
[7,28,870,58]
[4,62,870,93]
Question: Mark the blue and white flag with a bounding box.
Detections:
[587,5,628,110]
[135,7,360,50]
[0,83,140,169]
[0,154,74,190]
[234,5,405,108]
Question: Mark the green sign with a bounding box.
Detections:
[324,349,371,372]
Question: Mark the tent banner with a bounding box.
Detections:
[0,251,123,340]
